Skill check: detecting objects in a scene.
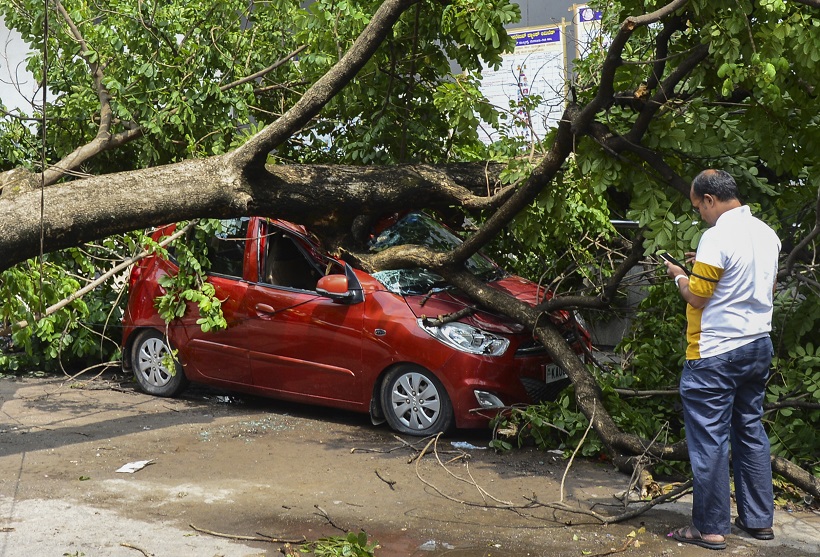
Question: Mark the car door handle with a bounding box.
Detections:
[254,303,275,316]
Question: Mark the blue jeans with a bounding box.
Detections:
[679,336,774,535]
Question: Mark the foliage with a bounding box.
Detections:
[153,220,228,334]
[301,532,378,557]
[479,152,618,292]
[0,236,142,371]
[490,394,605,457]
[572,0,819,260]
[1,0,303,168]
[284,0,521,165]
[768,283,820,476]
[485,0,820,476]
[616,280,687,387]
[0,0,523,170]
[0,116,40,171]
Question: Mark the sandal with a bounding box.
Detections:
[735,517,774,540]
[669,525,727,550]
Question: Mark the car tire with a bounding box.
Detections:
[130,329,188,397]
[381,366,454,436]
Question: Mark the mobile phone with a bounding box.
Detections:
[658,252,690,275]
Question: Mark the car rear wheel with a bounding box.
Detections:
[381,366,453,436]
[131,329,188,397]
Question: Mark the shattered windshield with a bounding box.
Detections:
[368,212,502,295]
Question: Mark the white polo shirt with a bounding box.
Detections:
[685,206,780,360]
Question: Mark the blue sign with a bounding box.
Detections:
[579,7,603,22]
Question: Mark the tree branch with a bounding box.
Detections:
[781,181,820,280]
[219,45,308,92]
[440,268,689,462]
[536,235,644,312]
[772,456,820,500]
[0,221,197,337]
[229,0,421,170]
[37,13,311,188]
[572,0,692,135]
[41,1,121,187]
[624,43,709,146]
[645,16,687,94]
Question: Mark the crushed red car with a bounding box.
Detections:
[122,212,589,436]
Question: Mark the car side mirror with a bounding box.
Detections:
[316,264,364,304]
[316,274,350,299]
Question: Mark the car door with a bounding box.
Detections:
[180,217,254,386]
[242,223,366,407]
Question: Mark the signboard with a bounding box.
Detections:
[477,24,567,144]
[573,4,605,59]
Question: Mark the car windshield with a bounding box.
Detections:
[368,212,502,295]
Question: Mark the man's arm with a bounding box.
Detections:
[665,259,710,308]
[674,275,710,308]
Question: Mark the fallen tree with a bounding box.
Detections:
[1,0,818,500]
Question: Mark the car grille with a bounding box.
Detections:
[520,376,571,403]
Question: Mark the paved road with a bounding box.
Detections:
[1,373,818,556]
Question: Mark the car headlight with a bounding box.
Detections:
[418,319,510,357]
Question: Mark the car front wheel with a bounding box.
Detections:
[130,329,188,397]
[381,366,453,436]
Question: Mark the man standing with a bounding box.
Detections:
[666,169,780,550]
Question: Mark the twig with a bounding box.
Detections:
[429,435,513,506]
[408,402,691,526]
[420,306,477,327]
[351,434,462,463]
[521,494,610,523]
[351,444,415,455]
[374,469,396,490]
[61,360,120,385]
[589,535,636,556]
[601,479,692,523]
[220,45,308,91]
[120,543,152,557]
[413,434,530,510]
[314,505,347,533]
[613,388,678,397]
[560,400,596,503]
[188,523,302,543]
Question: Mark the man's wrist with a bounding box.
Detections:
[674,274,686,288]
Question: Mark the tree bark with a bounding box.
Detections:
[0,161,507,273]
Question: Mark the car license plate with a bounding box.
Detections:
[543,363,567,383]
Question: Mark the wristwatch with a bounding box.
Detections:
[674,274,686,288]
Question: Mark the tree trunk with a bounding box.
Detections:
[0,161,505,273]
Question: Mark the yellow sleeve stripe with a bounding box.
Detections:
[689,261,723,298]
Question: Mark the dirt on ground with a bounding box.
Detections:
[1,371,818,557]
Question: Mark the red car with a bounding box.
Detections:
[122,212,589,436]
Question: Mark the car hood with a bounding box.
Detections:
[403,276,549,335]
